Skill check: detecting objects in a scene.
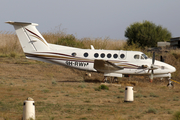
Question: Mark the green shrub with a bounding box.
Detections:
[172,111,180,120]
[94,87,101,91]
[173,96,179,101]
[52,80,57,85]
[145,108,157,114]
[149,93,159,97]
[78,84,86,88]
[42,89,49,93]
[54,34,84,48]
[9,52,17,58]
[99,84,109,90]
[117,95,124,98]
[135,93,143,98]
[119,89,124,93]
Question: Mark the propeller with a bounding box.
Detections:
[149,52,155,82]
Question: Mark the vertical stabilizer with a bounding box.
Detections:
[6,21,49,52]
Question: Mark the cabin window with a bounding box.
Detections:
[101,53,105,58]
[72,52,77,57]
[141,54,148,59]
[107,53,111,58]
[134,55,139,59]
[113,54,118,58]
[141,55,144,59]
[120,54,125,59]
[94,53,99,58]
[84,52,88,57]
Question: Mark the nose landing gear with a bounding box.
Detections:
[167,78,174,88]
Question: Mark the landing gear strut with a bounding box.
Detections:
[167,78,174,88]
[103,76,108,83]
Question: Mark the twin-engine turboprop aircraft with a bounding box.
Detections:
[6,21,176,85]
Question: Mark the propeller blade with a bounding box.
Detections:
[149,52,155,83]
[150,70,154,82]
[152,52,155,64]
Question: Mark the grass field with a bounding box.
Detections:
[0,56,180,120]
[0,31,180,120]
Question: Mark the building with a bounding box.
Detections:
[157,42,170,47]
[170,37,180,48]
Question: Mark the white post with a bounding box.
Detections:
[124,86,134,102]
[23,97,35,120]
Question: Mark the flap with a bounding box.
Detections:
[94,59,124,72]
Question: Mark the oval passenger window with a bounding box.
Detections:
[94,53,99,58]
[113,54,118,58]
[84,52,88,57]
[101,53,105,58]
[107,53,111,58]
[120,54,125,59]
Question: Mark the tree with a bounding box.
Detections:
[125,20,172,48]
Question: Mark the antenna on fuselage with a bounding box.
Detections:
[91,45,95,50]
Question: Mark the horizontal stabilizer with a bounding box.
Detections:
[6,21,38,26]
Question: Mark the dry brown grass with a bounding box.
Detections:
[80,37,126,50]
[0,57,180,120]
[42,26,126,50]
[0,31,22,56]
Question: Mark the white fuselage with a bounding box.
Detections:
[25,43,176,78]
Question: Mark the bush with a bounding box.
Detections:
[135,93,143,98]
[94,87,101,91]
[125,20,171,48]
[94,85,109,91]
[99,85,109,90]
[145,108,157,114]
[172,111,180,120]
[78,84,86,88]
[54,34,84,48]
[149,93,159,97]
[52,80,57,85]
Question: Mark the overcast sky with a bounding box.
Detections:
[1,0,180,40]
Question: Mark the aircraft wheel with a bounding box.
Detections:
[113,77,118,83]
[167,80,174,88]
[103,76,108,83]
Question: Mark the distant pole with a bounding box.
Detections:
[23,97,35,120]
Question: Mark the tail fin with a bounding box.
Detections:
[6,21,49,52]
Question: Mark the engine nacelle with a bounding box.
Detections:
[152,73,171,78]
[104,73,123,77]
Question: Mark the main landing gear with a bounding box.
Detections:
[103,76,118,83]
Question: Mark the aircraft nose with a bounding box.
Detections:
[171,66,176,73]
[169,65,176,73]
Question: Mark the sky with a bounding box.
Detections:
[0,0,180,40]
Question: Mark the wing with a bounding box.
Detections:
[94,59,124,72]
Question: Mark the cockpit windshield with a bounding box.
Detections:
[141,54,148,59]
